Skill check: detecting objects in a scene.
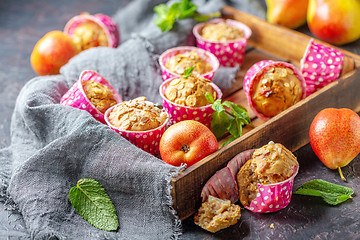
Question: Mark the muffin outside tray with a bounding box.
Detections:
[159,77,223,129]
[158,46,220,81]
[60,70,122,123]
[64,13,120,48]
[243,60,307,121]
[300,38,345,96]
[104,103,169,156]
[193,18,252,67]
[200,147,299,213]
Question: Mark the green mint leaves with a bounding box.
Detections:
[183,66,194,78]
[69,178,119,231]
[205,93,251,147]
[154,0,220,32]
[294,179,354,206]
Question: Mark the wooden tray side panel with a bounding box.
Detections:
[172,70,360,220]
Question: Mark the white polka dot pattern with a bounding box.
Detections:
[244,165,299,213]
[300,39,344,96]
[60,70,122,124]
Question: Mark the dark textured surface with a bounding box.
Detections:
[0,0,359,239]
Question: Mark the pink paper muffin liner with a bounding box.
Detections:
[60,70,122,123]
[243,60,307,121]
[159,77,223,129]
[193,18,252,67]
[200,148,299,213]
[300,39,344,96]
[158,46,220,81]
[64,13,120,48]
[104,104,169,156]
[245,165,299,213]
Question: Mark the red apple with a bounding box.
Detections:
[266,0,309,29]
[159,120,218,167]
[31,31,79,76]
[307,0,360,45]
[309,108,360,181]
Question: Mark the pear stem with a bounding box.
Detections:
[338,167,346,182]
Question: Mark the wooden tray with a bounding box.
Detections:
[171,6,360,220]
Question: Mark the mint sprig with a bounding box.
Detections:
[183,66,194,78]
[154,0,220,32]
[205,93,251,147]
[294,179,354,205]
[69,178,119,231]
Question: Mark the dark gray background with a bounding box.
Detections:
[1,0,359,239]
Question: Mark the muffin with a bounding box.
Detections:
[82,80,117,114]
[165,50,212,76]
[237,142,299,211]
[108,97,167,131]
[200,22,245,42]
[105,97,169,155]
[61,70,122,123]
[193,18,252,67]
[194,195,241,233]
[160,75,222,128]
[64,13,120,51]
[159,46,219,81]
[164,75,217,107]
[243,60,307,121]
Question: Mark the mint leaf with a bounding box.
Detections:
[294,179,354,205]
[69,178,119,231]
[212,99,225,112]
[183,66,194,78]
[211,111,229,138]
[227,118,242,139]
[153,0,219,32]
[209,98,251,146]
[222,136,237,147]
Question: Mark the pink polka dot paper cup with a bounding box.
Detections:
[159,77,223,129]
[104,104,169,156]
[60,70,122,124]
[158,46,220,81]
[300,39,344,96]
[243,60,307,121]
[193,18,252,67]
[64,13,120,48]
[245,165,299,213]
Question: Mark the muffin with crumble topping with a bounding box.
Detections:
[105,97,168,156]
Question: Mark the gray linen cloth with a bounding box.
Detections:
[0,0,266,239]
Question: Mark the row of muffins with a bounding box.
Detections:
[60,19,249,156]
[60,18,345,156]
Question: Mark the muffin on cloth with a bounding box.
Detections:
[237,142,299,212]
[60,70,122,123]
[105,97,168,155]
[243,60,306,121]
[160,75,222,128]
[159,46,219,81]
[82,79,117,114]
[193,18,252,67]
[194,195,241,233]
